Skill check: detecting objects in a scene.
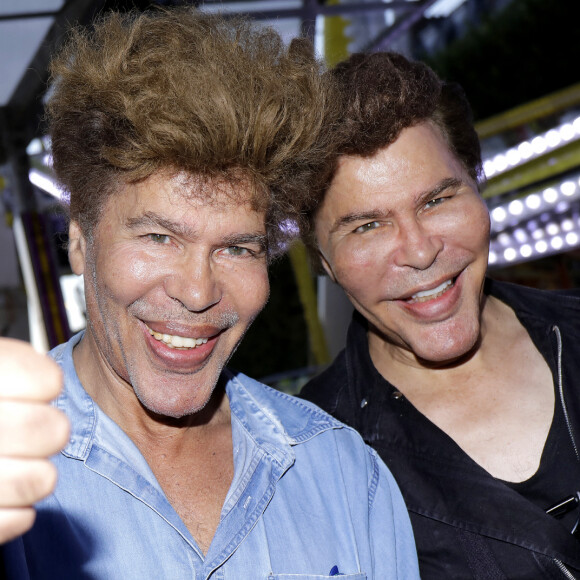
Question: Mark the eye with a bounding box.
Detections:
[224,245,251,257]
[424,197,447,210]
[147,233,171,244]
[223,244,267,259]
[354,221,380,234]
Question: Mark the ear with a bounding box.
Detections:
[318,250,337,284]
[68,221,87,276]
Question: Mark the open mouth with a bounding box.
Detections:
[146,326,209,350]
[406,278,455,304]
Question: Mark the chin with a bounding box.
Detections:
[144,399,209,420]
[411,325,481,366]
[415,338,480,367]
[136,387,213,420]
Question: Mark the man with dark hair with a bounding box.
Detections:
[301,51,580,579]
[2,14,419,579]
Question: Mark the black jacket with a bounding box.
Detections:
[301,279,580,579]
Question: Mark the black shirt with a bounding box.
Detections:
[505,391,580,535]
[301,279,580,578]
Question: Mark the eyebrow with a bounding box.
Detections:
[329,209,388,235]
[126,212,196,238]
[328,176,464,235]
[126,211,267,249]
[416,177,463,205]
[221,233,268,251]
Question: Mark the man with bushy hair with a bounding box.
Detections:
[301,51,580,579]
[1,12,419,579]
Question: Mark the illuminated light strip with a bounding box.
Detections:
[28,169,64,200]
[489,174,580,234]
[482,116,580,179]
[488,214,580,268]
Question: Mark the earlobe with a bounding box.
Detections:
[68,221,87,276]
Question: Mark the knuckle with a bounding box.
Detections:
[0,458,55,506]
[52,408,71,450]
[0,403,69,457]
[0,339,63,401]
[5,460,57,505]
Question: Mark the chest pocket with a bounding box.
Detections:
[268,575,366,579]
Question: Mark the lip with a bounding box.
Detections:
[396,270,465,320]
[398,272,461,302]
[139,320,224,371]
[144,320,223,340]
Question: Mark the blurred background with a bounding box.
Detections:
[1,0,580,391]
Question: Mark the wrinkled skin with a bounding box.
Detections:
[69,171,270,424]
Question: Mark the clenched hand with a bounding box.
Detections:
[0,339,69,543]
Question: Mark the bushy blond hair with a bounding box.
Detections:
[47,8,337,255]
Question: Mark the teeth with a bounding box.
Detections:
[147,327,209,349]
[409,279,453,303]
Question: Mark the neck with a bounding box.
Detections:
[368,295,511,391]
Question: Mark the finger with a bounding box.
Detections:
[0,507,36,544]
[0,458,58,508]
[0,338,63,402]
[0,402,70,457]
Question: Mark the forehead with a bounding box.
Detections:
[322,122,469,212]
[104,171,266,220]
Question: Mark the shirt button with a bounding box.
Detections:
[360,398,368,408]
[391,391,404,401]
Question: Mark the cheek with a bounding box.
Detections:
[461,204,490,253]
[477,207,491,246]
[231,265,270,319]
[333,242,387,291]
[252,271,270,310]
[441,198,490,253]
[95,247,161,304]
[126,254,157,283]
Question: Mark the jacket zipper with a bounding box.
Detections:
[555,558,577,579]
[553,327,580,579]
[553,325,580,460]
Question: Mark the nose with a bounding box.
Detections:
[392,218,443,270]
[164,252,221,312]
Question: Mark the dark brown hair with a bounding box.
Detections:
[301,51,482,268]
[47,8,338,256]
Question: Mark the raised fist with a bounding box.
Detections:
[0,338,69,543]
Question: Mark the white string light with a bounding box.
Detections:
[482,114,580,179]
[487,170,580,268]
[488,210,580,268]
[488,173,580,236]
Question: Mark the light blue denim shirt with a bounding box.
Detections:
[4,333,419,579]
